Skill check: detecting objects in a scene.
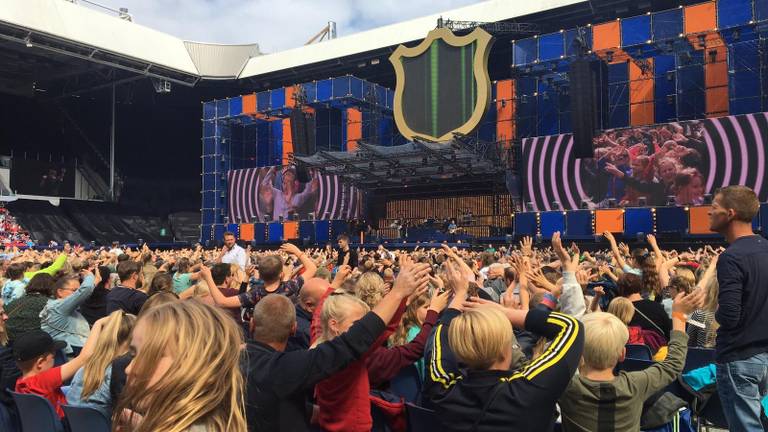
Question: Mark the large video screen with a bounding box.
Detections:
[227,166,362,222]
[10,159,76,197]
[522,113,768,211]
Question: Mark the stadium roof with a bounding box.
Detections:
[0,0,586,85]
[237,0,587,79]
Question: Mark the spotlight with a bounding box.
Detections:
[526,202,535,212]
[606,51,614,62]
[607,198,617,208]
[638,196,647,207]
[263,214,271,222]
[698,34,707,48]
[703,194,713,204]
[535,234,543,244]
[551,201,561,211]
[636,232,644,243]
[24,36,33,48]
[580,200,589,210]
[666,196,676,206]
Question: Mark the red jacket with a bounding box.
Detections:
[311,288,406,432]
[367,310,438,387]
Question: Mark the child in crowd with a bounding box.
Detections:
[558,287,705,431]
[66,309,136,418]
[13,315,107,417]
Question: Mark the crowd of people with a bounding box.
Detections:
[0,185,766,431]
[588,121,707,208]
[0,207,33,248]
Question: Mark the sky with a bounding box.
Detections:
[90,0,483,53]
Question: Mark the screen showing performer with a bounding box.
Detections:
[228,165,362,222]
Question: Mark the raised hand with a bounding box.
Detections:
[520,236,533,257]
[331,264,352,289]
[391,263,431,299]
[672,287,706,315]
[428,289,453,313]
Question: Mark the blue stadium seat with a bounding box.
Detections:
[390,364,421,404]
[683,348,715,373]
[10,391,65,432]
[625,344,653,361]
[616,358,655,373]
[62,404,110,432]
[406,403,438,432]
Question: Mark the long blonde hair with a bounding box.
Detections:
[314,293,370,346]
[81,311,136,399]
[113,300,246,432]
[390,290,429,346]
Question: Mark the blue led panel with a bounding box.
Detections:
[540,211,566,239]
[564,210,593,239]
[622,15,651,47]
[539,32,564,61]
[513,38,538,66]
[624,208,654,236]
[514,212,538,236]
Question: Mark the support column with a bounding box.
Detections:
[109,83,116,201]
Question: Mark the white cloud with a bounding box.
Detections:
[89,0,482,53]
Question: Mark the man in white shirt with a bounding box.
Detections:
[109,241,124,256]
[218,231,247,270]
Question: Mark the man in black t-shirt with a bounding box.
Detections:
[336,233,358,268]
[105,261,148,315]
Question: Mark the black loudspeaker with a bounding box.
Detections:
[569,59,608,159]
[290,109,316,157]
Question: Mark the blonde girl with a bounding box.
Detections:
[113,300,246,432]
[66,310,136,417]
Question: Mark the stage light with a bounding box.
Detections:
[703,194,713,204]
[666,196,676,206]
[638,196,647,207]
[607,198,617,208]
[606,51,614,62]
[526,202,534,212]
[24,36,33,48]
[580,200,589,210]
[636,232,644,243]
[263,214,271,222]
[551,201,561,211]
[698,34,706,48]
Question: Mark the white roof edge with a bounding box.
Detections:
[0,0,202,75]
[238,0,586,79]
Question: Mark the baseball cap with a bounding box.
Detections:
[13,330,67,362]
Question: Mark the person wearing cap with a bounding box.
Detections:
[14,316,107,418]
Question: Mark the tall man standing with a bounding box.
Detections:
[218,231,247,271]
[708,185,768,431]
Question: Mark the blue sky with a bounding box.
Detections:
[91,0,482,53]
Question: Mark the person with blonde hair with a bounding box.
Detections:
[424,259,584,431]
[312,259,432,432]
[558,287,704,432]
[687,256,719,348]
[66,310,136,417]
[354,271,387,309]
[241,261,429,432]
[113,300,246,432]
